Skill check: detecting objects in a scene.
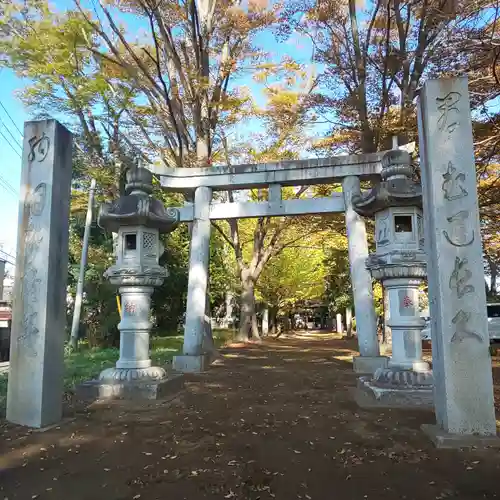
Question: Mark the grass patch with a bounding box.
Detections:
[0,329,234,417]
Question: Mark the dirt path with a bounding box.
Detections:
[1,333,500,500]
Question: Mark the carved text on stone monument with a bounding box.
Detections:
[17,183,47,356]
[436,91,461,134]
[443,211,475,247]
[449,256,475,298]
[450,310,483,344]
[28,133,50,163]
[442,162,468,201]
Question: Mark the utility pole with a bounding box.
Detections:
[69,179,96,349]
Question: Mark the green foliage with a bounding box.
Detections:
[324,245,351,314]
[0,332,233,416]
[152,227,190,334]
[256,231,327,311]
[67,215,120,347]
[210,229,237,309]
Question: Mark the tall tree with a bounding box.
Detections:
[279,0,474,153]
[211,68,331,341]
[256,230,328,327]
[72,0,276,167]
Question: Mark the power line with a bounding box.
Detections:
[0,100,23,138]
[0,173,18,198]
[0,185,17,199]
[0,115,22,151]
[0,128,22,159]
[0,171,18,193]
[0,248,16,267]
[0,249,15,263]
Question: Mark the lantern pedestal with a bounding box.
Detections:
[355,261,434,410]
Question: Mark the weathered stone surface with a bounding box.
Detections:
[373,367,433,387]
[182,187,212,359]
[172,354,212,373]
[352,151,422,215]
[418,77,497,436]
[7,120,72,428]
[421,424,500,449]
[353,355,388,375]
[99,365,166,382]
[354,376,433,410]
[76,373,185,401]
[155,151,390,191]
[343,176,380,360]
[98,167,179,232]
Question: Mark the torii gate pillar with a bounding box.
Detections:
[343,176,388,374]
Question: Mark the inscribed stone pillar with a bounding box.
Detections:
[223,291,234,328]
[343,177,386,373]
[173,186,213,372]
[262,307,269,335]
[418,77,497,443]
[336,313,343,334]
[345,307,353,336]
[7,120,72,428]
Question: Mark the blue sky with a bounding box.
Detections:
[0,1,320,265]
[0,68,26,265]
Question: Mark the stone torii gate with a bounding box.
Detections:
[6,76,498,449]
[151,151,390,375]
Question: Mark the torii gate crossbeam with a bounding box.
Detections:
[154,151,389,375]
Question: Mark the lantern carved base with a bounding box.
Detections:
[373,367,433,387]
[75,372,185,402]
[354,366,434,410]
[99,366,167,382]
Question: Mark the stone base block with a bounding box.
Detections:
[422,424,500,449]
[172,354,213,373]
[76,374,184,402]
[354,376,433,410]
[353,355,388,374]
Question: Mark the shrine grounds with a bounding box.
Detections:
[0,331,231,416]
[1,332,500,500]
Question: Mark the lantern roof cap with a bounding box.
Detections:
[352,150,422,216]
[98,164,179,233]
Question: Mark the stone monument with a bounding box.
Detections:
[7,119,72,428]
[418,77,498,447]
[352,150,433,409]
[77,166,182,400]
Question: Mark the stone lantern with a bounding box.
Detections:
[88,166,180,397]
[352,150,433,408]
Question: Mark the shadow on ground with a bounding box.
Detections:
[1,332,500,500]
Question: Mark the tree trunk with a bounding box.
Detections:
[490,261,498,296]
[236,273,256,341]
[202,282,217,355]
[270,307,277,335]
[251,311,260,341]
